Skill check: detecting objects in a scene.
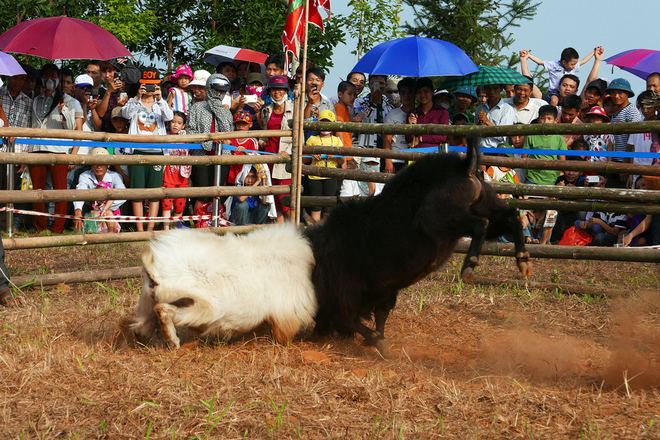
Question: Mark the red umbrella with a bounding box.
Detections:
[0,16,131,60]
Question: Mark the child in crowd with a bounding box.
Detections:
[108,107,131,186]
[575,211,629,247]
[226,111,259,186]
[122,67,174,232]
[602,95,616,119]
[382,77,415,174]
[524,47,595,106]
[162,111,191,230]
[582,106,612,163]
[226,165,273,226]
[334,80,357,149]
[558,94,582,148]
[304,110,344,222]
[626,90,660,188]
[73,148,126,234]
[522,105,567,185]
[447,114,468,147]
[551,156,587,242]
[484,157,519,198]
[167,64,193,114]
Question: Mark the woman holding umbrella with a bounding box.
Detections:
[29,63,83,234]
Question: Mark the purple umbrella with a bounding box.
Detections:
[0,51,25,76]
[605,49,660,80]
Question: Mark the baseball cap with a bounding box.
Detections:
[605,78,635,98]
[74,74,94,88]
[110,106,125,119]
[246,72,265,86]
[318,109,336,122]
[233,110,253,124]
[189,70,211,87]
[139,67,161,84]
[586,79,606,96]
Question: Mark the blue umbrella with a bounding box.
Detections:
[0,51,25,76]
[352,36,478,77]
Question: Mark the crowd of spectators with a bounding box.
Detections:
[0,46,658,246]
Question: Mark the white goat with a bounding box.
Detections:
[132,224,317,348]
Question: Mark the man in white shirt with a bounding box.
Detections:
[504,79,547,124]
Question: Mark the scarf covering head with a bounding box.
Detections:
[187,73,234,154]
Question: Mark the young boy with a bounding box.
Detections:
[523,105,567,185]
[582,106,613,163]
[558,94,583,148]
[524,47,595,106]
[383,77,416,174]
[226,111,259,186]
[334,80,358,150]
[228,166,271,226]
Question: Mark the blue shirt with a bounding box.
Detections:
[475,98,516,149]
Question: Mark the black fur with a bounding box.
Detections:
[304,134,531,347]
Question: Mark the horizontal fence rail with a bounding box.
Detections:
[304,120,660,137]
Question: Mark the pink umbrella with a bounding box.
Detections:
[605,49,660,80]
[0,16,131,60]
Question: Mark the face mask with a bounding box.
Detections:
[273,98,286,106]
[320,131,332,135]
[43,78,59,91]
[245,85,263,96]
[440,102,450,109]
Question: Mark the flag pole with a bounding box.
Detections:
[293,0,310,226]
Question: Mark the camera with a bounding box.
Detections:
[90,89,99,98]
[145,84,156,93]
[311,83,318,91]
[114,72,121,80]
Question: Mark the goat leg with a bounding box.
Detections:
[510,209,533,277]
[460,217,489,282]
[154,303,181,349]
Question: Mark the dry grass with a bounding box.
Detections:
[0,244,659,439]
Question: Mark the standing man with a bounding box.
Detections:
[475,83,515,149]
[505,80,545,124]
[86,60,104,94]
[606,78,644,187]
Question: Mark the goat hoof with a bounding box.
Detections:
[461,267,475,283]
[468,256,479,266]
[518,261,533,277]
[516,251,530,262]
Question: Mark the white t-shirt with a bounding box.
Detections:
[628,132,653,166]
[384,107,408,163]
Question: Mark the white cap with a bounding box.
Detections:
[75,74,94,87]
[189,69,211,87]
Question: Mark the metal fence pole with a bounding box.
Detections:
[5,137,14,237]
[212,141,221,227]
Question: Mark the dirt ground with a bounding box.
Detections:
[0,243,659,439]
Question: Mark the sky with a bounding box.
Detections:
[324,0,648,97]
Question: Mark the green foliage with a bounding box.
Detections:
[345,0,405,58]
[402,0,539,67]
[91,0,157,51]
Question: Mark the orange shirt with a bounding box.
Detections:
[334,102,352,149]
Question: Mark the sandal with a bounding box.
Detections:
[0,288,22,307]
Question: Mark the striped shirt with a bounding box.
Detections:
[611,103,643,162]
[170,88,193,115]
[0,87,32,153]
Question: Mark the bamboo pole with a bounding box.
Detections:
[490,182,660,203]
[2,225,263,250]
[0,127,291,143]
[290,83,302,225]
[0,152,289,166]
[300,164,390,183]
[298,195,660,214]
[294,0,311,226]
[12,267,143,288]
[302,145,660,176]
[0,184,291,204]
[453,241,660,263]
[303,120,660,137]
[464,275,658,298]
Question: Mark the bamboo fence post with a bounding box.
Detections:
[290,83,302,225]
[294,0,310,227]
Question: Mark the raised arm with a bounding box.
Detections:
[526,52,544,66]
[520,50,543,99]
[580,49,596,66]
[580,46,604,98]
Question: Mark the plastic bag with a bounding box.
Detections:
[195,202,225,228]
[558,226,593,246]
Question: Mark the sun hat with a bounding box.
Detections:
[110,106,125,119]
[74,74,94,88]
[318,109,336,122]
[453,85,477,103]
[433,88,455,101]
[139,67,160,84]
[189,70,211,87]
[246,72,266,86]
[605,78,635,98]
[233,110,253,124]
[171,64,193,80]
[90,147,110,156]
[267,75,289,90]
[585,105,610,122]
[210,76,231,91]
[636,90,660,108]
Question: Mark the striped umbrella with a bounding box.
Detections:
[440,65,529,89]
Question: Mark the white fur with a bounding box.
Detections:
[133,224,317,348]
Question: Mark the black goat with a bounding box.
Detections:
[304,134,532,351]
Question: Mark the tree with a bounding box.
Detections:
[402,0,539,67]
[344,0,405,58]
[91,0,157,54]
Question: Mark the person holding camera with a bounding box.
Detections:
[303,67,334,120]
[97,58,137,132]
[121,67,174,232]
[72,74,102,133]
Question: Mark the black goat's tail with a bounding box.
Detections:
[465,132,480,176]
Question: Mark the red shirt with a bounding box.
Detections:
[404,103,449,148]
[226,137,258,185]
[265,111,284,154]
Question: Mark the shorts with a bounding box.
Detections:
[162,167,189,213]
[272,178,291,213]
[129,157,164,203]
[306,178,337,213]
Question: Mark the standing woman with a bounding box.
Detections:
[30,63,83,233]
[405,77,449,149]
[260,75,293,223]
[187,74,234,213]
